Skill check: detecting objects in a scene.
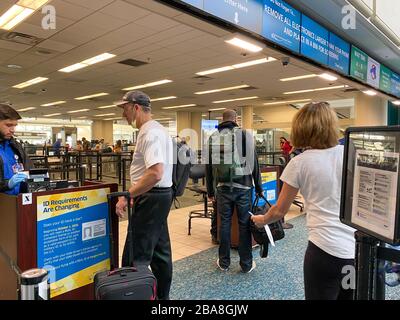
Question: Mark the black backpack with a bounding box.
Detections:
[172,140,193,200]
[250,195,285,258]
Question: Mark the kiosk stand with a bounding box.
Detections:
[341,126,400,300]
[0,182,119,300]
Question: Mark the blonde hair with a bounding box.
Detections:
[291,102,339,149]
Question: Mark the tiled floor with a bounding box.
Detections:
[118,203,305,265]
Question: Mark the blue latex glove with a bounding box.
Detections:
[8,172,28,189]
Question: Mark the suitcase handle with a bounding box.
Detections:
[108,267,137,276]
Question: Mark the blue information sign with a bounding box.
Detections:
[203,0,263,34]
[328,32,350,74]
[262,0,301,52]
[392,73,400,97]
[301,15,329,65]
[180,0,203,9]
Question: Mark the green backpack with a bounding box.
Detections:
[209,127,247,186]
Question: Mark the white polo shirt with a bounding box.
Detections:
[130,120,173,188]
[280,145,356,259]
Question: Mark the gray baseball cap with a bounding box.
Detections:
[0,103,21,120]
[114,90,151,108]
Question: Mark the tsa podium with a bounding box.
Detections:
[0,182,119,300]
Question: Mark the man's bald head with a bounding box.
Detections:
[222,109,237,122]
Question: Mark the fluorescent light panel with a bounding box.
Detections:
[95,113,115,117]
[196,58,275,76]
[225,37,263,53]
[162,104,196,110]
[44,113,62,117]
[195,85,249,95]
[13,77,48,89]
[68,109,90,114]
[0,1,51,30]
[75,93,109,100]
[280,73,338,82]
[98,105,116,109]
[209,108,227,111]
[59,53,116,73]
[41,101,66,107]
[17,107,36,112]
[264,99,312,106]
[151,96,177,102]
[104,117,122,121]
[284,85,347,95]
[392,100,400,106]
[123,79,172,91]
[363,90,377,96]
[280,74,317,82]
[212,96,259,104]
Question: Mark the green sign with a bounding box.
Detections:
[380,65,392,93]
[350,46,368,82]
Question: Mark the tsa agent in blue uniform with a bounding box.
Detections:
[0,104,31,195]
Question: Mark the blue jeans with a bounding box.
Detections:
[217,186,253,271]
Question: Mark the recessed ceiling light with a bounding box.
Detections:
[123,79,172,91]
[195,85,250,95]
[68,109,90,114]
[162,104,196,110]
[280,74,317,82]
[283,85,347,95]
[75,93,109,100]
[98,105,116,109]
[44,113,62,117]
[104,117,122,121]
[13,77,48,89]
[59,53,116,73]
[7,64,22,69]
[225,37,264,53]
[41,101,66,107]
[212,96,259,104]
[264,99,312,105]
[95,113,115,117]
[0,1,52,30]
[151,96,177,102]
[392,100,400,106]
[362,90,377,96]
[209,108,227,111]
[17,107,36,112]
[196,58,275,76]
[154,118,174,121]
[319,73,338,81]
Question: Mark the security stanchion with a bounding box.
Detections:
[19,268,50,300]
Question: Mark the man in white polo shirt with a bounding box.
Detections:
[115,90,173,300]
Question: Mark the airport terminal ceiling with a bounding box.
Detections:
[0,0,397,125]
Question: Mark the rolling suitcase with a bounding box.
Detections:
[94,192,157,300]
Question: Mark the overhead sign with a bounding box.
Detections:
[262,0,301,53]
[37,188,111,298]
[328,32,350,74]
[203,0,263,34]
[380,65,393,94]
[392,73,400,97]
[350,46,368,82]
[300,15,329,65]
[367,56,381,89]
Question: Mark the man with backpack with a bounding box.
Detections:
[206,109,263,273]
[114,90,174,300]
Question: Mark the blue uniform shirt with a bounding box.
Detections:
[0,140,21,195]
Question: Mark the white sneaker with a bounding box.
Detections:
[242,261,256,274]
[216,259,229,271]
